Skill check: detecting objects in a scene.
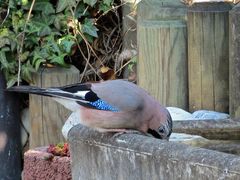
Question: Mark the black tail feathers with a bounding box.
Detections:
[6,86,53,97]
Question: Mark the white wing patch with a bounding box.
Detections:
[74,90,89,98]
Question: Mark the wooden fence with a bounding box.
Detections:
[136,0,240,117]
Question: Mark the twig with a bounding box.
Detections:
[114,57,135,75]
[77,28,104,66]
[95,1,127,23]
[17,0,36,86]
[69,6,104,66]
[68,1,125,81]
[74,38,100,81]
[107,27,117,52]
[1,4,10,26]
[78,40,91,82]
[68,7,103,81]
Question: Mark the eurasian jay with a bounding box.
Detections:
[7,79,172,140]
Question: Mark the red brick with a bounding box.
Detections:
[23,147,71,180]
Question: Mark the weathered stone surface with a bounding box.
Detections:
[69,125,240,180]
[202,140,240,155]
[192,110,230,120]
[171,133,240,155]
[167,107,230,121]
[173,119,240,140]
[170,133,208,144]
[23,147,71,180]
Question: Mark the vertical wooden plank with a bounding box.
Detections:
[29,94,44,147]
[29,66,79,148]
[138,20,188,109]
[229,4,240,118]
[137,0,188,109]
[201,13,214,110]
[214,13,229,111]
[188,13,202,111]
[169,24,188,107]
[188,3,231,112]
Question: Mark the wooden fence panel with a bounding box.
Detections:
[229,3,240,118]
[29,66,79,148]
[138,21,188,109]
[188,3,231,112]
[137,0,188,109]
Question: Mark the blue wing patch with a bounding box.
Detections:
[89,99,119,112]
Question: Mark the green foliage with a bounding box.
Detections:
[0,0,113,87]
[128,56,137,72]
[81,19,99,37]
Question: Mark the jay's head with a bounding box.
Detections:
[147,109,172,140]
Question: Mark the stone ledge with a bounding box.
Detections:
[173,119,240,140]
[23,147,71,180]
[68,124,240,180]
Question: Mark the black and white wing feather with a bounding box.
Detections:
[7,83,119,111]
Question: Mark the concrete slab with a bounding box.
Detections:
[68,124,240,180]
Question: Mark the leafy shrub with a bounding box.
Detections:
[0,0,114,87]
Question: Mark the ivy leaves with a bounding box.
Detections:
[81,19,98,37]
[24,0,55,15]
[0,0,114,87]
[55,0,112,10]
[0,50,35,88]
[32,35,75,70]
[84,0,97,7]
[85,0,112,7]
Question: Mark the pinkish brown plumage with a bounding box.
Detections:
[7,79,172,139]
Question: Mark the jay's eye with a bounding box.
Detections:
[158,126,165,134]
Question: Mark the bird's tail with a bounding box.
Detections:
[6,85,86,102]
[6,86,55,97]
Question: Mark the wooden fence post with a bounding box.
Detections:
[137,0,188,110]
[229,3,240,118]
[188,3,232,112]
[29,65,79,148]
[0,71,21,179]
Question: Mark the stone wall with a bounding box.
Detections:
[69,125,240,180]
